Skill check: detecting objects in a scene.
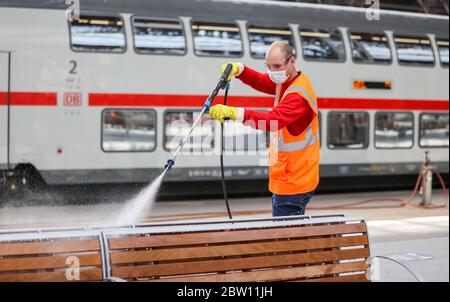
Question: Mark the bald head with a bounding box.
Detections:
[266,40,294,61]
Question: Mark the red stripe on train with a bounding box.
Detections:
[88,93,275,108]
[0,92,448,111]
[0,92,6,105]
[0,92,57,106]
[89,93,449,111]
[319,97,449,111]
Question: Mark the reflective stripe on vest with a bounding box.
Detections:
[273,124,319,152]
[283,85,318,112]
[274,85,281,105]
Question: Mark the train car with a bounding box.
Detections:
[0,0,448,199]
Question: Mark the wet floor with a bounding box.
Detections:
[0,189,447,229]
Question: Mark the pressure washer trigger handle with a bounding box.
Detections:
[220,64,233,89]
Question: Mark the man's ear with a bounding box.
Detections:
[290,56,296,65]
[289,58,296,72]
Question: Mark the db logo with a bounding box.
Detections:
[64,92,82,107]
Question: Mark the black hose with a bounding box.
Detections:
[221,81,233,220]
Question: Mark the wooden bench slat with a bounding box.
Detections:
[296,274,370,282]
[112,248,370,279]
[0,253,102,272]
[109,223,367,249]
[0,268,103,282]
[148,261,369,282]
[0,239,100,256]
[110,235,368,263]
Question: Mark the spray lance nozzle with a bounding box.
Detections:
[164,156,176,171]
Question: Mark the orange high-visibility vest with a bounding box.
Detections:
[268,72,320,195]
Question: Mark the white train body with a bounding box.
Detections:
[0,0,448,189]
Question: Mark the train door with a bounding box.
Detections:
[0,52,10,170]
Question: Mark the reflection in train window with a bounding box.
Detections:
[164,111,214,152]
[350,32,392,64]
[224,112,269,151]
[192,22,243,57]
[419,113,449,147]
[436,39,449,67]
[132,18,186,55]
[248,26,295,59]
[70,16,126,53]
[375,112,413,149]
[394,35,434,65]
[327,112,369,149]
[102,110,156,152]
[300,29,345,61]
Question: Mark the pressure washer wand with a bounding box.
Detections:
[221,81,233,220]
[164,63,233,172]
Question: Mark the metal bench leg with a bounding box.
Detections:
[370,255,426,282]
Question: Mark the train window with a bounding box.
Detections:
[375,112,413,149]
[224,112,269,151]
[69,16,126,53]
[349,32,392,64]
[192,22,243,57]
[164,111,215,152]
[419,113,449,147]
[102,110,156,152]
[327,112,369,149]
[299,28,346,62]
[247,26,295,59]
[394,35,434,66]
[436,39,449,67]
[131,18,186,55]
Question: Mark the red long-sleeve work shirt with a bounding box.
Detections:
[236,66,314,136]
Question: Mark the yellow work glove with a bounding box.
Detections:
[209,104,238,123]
[220,62,242,81]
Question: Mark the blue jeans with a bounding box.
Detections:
[272,190,314,217]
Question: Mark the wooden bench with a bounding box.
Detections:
[0,229,105,282]
[0,215,371,282]
[103,215,371,282]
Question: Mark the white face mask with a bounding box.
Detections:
[268,70,289,85]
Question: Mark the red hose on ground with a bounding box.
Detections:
[140,163,448,223]
[308,163,448,210]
